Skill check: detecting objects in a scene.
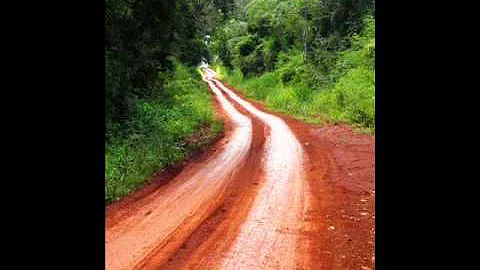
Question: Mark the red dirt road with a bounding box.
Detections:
[106,68,375,270]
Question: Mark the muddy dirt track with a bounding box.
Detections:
[106,68,375,270]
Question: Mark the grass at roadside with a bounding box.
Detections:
[105,64,223,205]
[213,17,374,133]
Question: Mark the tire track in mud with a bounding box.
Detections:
[207,71,308,270]
[159,70,311,270]
[105,71,253,270]
[154,79,269,270]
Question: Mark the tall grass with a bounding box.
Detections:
[105,64,222,204]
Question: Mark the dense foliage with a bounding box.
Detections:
[211,0,375,129]
[105,0,233,204]
[106,0,225,133]
[105,0,375,203]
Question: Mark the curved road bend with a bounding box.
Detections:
[106,70,252,270]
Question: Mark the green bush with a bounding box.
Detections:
[280,69,295,84]
[334,66,374,127]
[266,87,300,112]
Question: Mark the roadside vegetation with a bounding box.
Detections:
[105,0,375,204]
[105,1,229,204]
[210,0,375,130]
[106,64,223,204]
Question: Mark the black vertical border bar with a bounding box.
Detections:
[96,0,106,269]
[374,0,384,269]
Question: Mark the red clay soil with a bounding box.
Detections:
[221,81,375,270]
[150,84,270,270]
[105,77,375,270]
[106,76,263,270]
[106,95,227,228]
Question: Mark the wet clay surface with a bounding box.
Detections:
[106,74,253,270]
[220,79,375,270]
[106,69,375,270]
[106,96,227,230]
